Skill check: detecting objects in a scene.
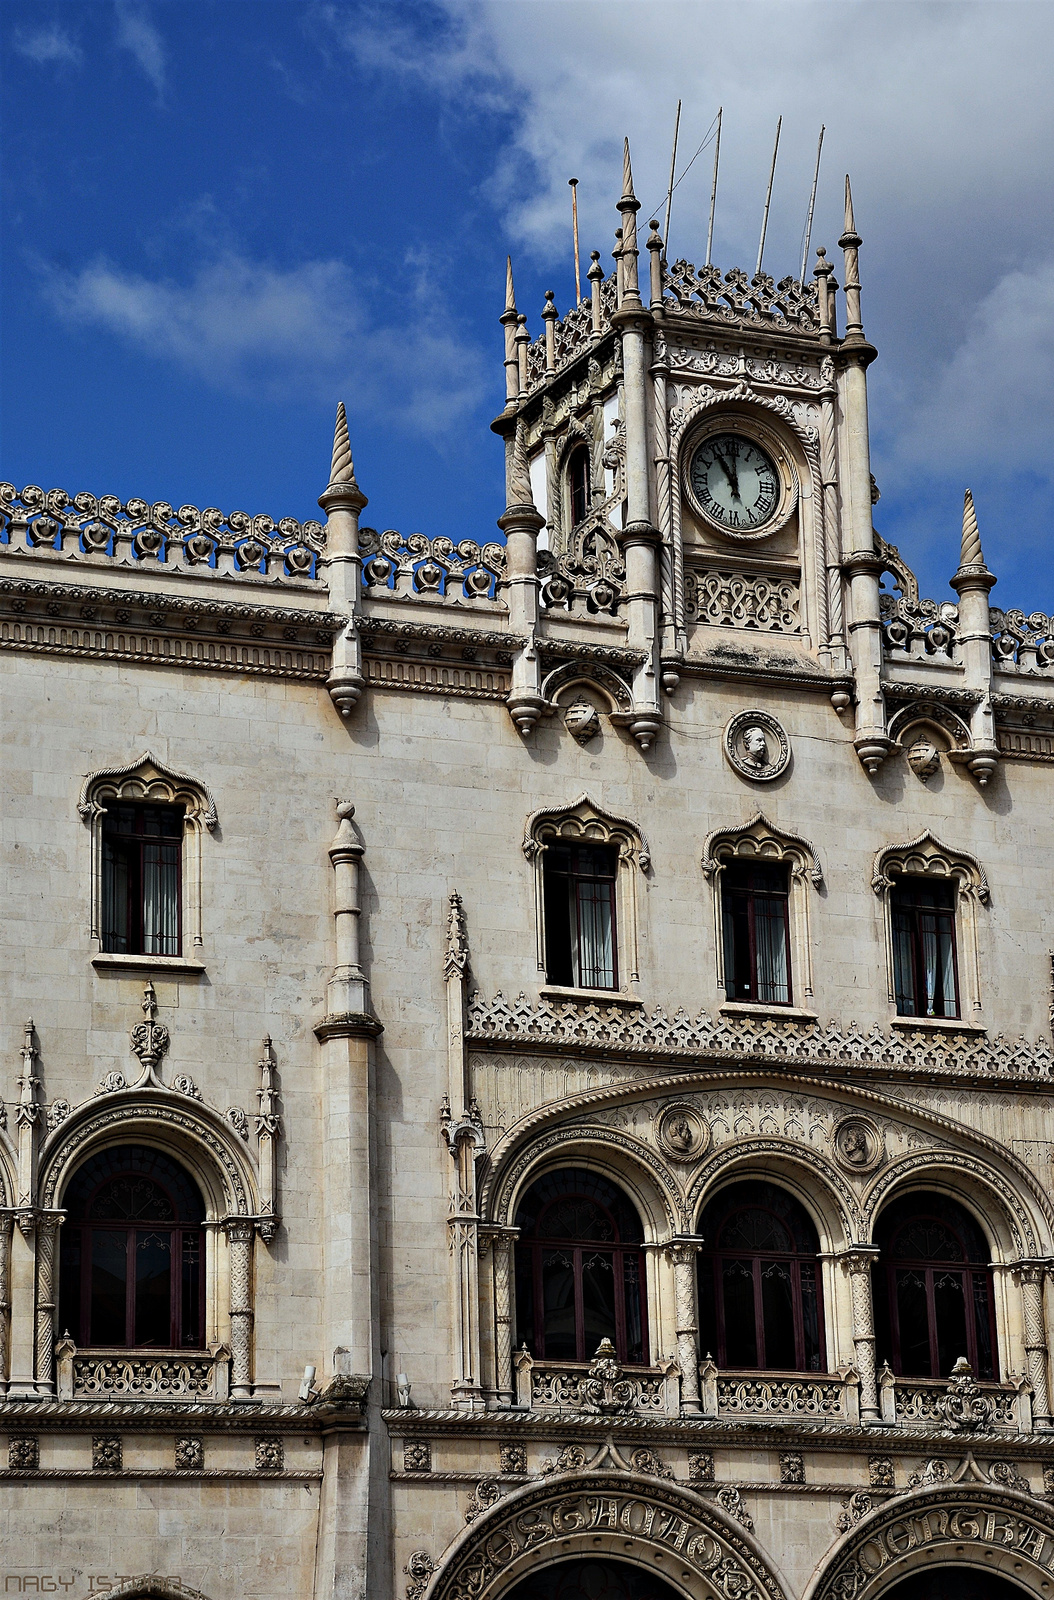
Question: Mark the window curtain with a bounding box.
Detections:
[573,878,614,989]
[142,842,179,955]
[754,894,789,1005]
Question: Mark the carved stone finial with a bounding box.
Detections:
[621,136,637,206]
[255,1036,281,1139]
[504,255,516,315]
[129,981,170,1087]
[16,1020,40,1131]
[938,1356,994,1432]
[959,488,984,568]
[329,401,355,486]
[839,173,861,248]
[445,892,469,980]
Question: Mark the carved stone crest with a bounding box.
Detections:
[833,1115,884,1174]
[723,709,791,782]
[656,1102,709,1161]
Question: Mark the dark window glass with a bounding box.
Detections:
[873,1192,994,1379]
[543,843,618,990]
[890,877,959,1018]
[721,861,791,1005]
[568,446,591,528]
[58,1146,205,1350]
[101,803,184,956]
[514,1168,647,1364]
[697,1181,825,1372]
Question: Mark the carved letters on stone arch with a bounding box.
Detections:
[78,753,217,950]
[806,1484,1054,1600]
[426,1470,789,1600]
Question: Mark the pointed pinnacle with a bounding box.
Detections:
[330,401,355,485]
[621,136,636,203]
[505,256,516,313]
[960,488,984,567]
[839,174,861,248]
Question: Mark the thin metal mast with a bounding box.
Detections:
[569,177,581,305]
[800,124,825,282]
[705,106,722,266]
[662,99,682,259]
[755,114,782,277]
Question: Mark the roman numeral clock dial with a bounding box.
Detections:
[689,433,781,533]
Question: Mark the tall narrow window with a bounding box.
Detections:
[721,861,791,1004]
[568,445,591,528]
[514,1168,647,1364]
[697,1181,824,1372]
[58,1145,205,1349]
[873,1192,994,1379]
[101,802,184,956]
[543,843,618,990]
[890,879,959,1018]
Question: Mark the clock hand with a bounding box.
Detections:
[719,448,741,499]
[710,451,737,493]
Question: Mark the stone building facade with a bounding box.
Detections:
[2,145,1054,1600]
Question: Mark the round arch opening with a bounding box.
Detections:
[874,1571,1029,1599]
[503,1555,686,1600]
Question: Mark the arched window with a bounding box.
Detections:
[567,444,591,528]
[697,1180,824,1372]
[873,1192,995,1379]
[514,1168,647,1364]
[58,1145,206,1350]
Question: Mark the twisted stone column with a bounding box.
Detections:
[665,1241,702,1414]
[1015,1262,1051,1428]
[491,1231,516,1408]
[227,1221,255,1401]
[842,1249,881,1424]
[34,1216,59,1396]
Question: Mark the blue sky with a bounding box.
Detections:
[3,1,1053,614]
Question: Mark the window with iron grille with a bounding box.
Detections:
[697,1181,825,1372]
[514,1168,647,1365]
[721,860,792,1005]
[58,1145,205,1350]
[101,802,184,956]
[543,842,618,990]
[873,1192,994,1379]
[890,877,960,1018]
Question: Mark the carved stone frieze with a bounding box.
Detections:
[467,991,1054,1082]
[686,567,802,634]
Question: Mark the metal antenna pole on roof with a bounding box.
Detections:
[755,114,782,278]
[662,99,682,261]
[800,124,825,283]
[569,178,582,305]
[705,106,722,266]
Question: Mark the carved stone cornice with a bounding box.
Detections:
[0,1397,367,1429]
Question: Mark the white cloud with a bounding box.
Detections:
[114,1,166,96]
[12,22,82,67]
[41,251,486,435]
[902,258,1054,476]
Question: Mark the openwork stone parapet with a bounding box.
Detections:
[467,991,1054,1082]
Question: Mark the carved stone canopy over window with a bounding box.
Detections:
[872,830,989,904]
[701,812,822,1005]
[79,754,216,953]
[523,796,649,991]
[872,832,988,1023]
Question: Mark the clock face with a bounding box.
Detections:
[689,433,781,532]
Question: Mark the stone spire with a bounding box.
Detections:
[616,137,642,308]
[958,488,986,570]
[838,175,865,342]
[323,402,366,507]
